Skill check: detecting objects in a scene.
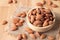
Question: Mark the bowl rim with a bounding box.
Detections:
[26,7,55,28]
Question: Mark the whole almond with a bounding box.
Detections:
[32,9,37,15]
[51,4,58,8]
[30,15,35,23]
[33,20,42,26]
[36,2,43,6]
[49,21,53,25]
[22,34,27,39]
[16,13,22,17]
[35,32,40,37]
[25,27,34,34]
[19,19,25,23]
[48,35,55,40]
[40,34,46,39]
[8,0,13,4]
[10,24,18,31]
[36,14,43,20]
[43,20,49,27]
[12,18,20,24]
[29,33,36,39]
[2,20,8,25]
[20,12,26,18]
[16,22,23,27]
[17,34,22,40]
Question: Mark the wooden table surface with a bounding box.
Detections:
[0,0,60,40]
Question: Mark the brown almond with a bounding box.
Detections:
[35,32,40,37]
[17,34,22,40]
[22,34,27,39]
[48,35,55,40]
[36,14,43,20]
[30,15,35,23]
[19,19,25,23]
[16,13,22,17]
[49,21,53,25]
[29,33,36,39]
[40,34,46,39]
[10,24,18,31]
[32,9,37,15]
[16,22,23,27]
[20,12,26,18]
[36,2,43,6]
[43,20,49,27]
[2,20,8,25]
[8,0,13,4]
[25,27,34,34]
[51,4,58,8]
[33,20,42,26]
[12,18,20,24]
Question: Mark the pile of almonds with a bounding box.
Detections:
[28,8,54,27]
[8,0,17,4]
[10,12,26,31]
[36,0,58,8]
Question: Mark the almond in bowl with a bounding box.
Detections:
[26,7,55,32]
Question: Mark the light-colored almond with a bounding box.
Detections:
[25,27,34,34]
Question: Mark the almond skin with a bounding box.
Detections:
[25,27,34,34]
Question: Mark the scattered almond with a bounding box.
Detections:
[2,20,8,25]
[22,34,27,39]
[10,24,18,31]
[29,33,36,39]
[17,34,22,40]
[8,0,13,4]
[25,27,34,34]
[48,35,55,40]
[51,4,58,8]
[36,2,43,6]
[35,32,40,37]
[12,18,20,24]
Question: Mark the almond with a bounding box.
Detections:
[19,19,25,23]
[36,2,43,6]
[30,15,35,23]
[17,34,22,40]
[33,20,42,26]
[48,35,55,40]
[51,4,58,8]
[12,18,20,24]
[35,32,40,37]
[22,34,27,39]
[40,34,46,39]
[25,27,34,34]
[49,21,53,25]
[20,12,26,18]
[8,0,13,4]
[10,24,18,31]
[29,33,36,39]
[2,20,8,25]
[43,20,49,27]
